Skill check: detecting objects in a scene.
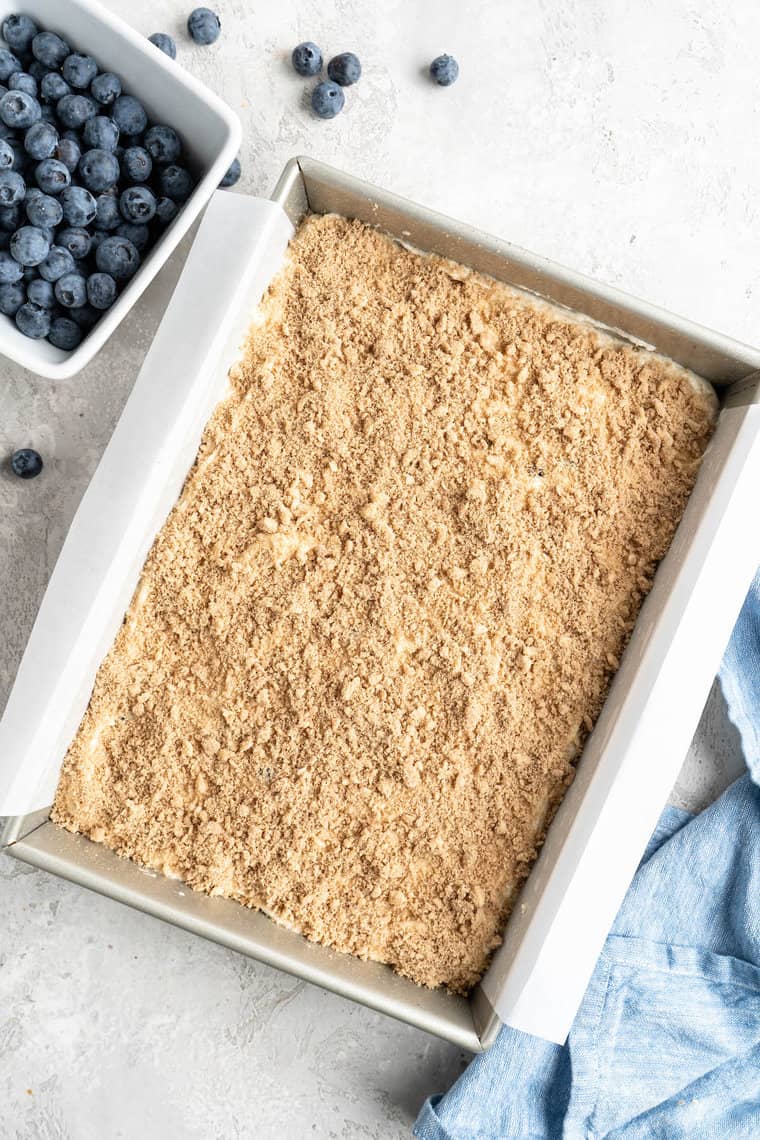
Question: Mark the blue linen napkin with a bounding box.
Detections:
[414,571,760,1140]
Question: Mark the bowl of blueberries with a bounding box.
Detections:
[0,1,240,378]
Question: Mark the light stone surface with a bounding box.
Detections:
[0,0,756,1136]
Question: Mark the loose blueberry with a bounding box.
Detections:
[311,81,344,119]
[188,8,221,46]
[15,300,49,337]
[119,185,156,223]
[40,72,70,103]
[0,249,22,282]
[68,302,99,330]
[95,234,140,280]
[121,145,152,183]
[94,192,120,231]
[429,54,459,86]
[159,164,193,202]
[0,169,25,204]
[0,138,12,169]
[35,157,70,194]
[54,271,86,308]
[54,135,80,173]
[0,89,41,128]
[27,276,54,307]
[291,42,322,77]
[56,93,96,129]
[24,120,58,160]
[111,94,147,136]
[155,195,178,225]
[61,53,97,90]
[82,115,119,152]
[78,148,119,193]
[115,221,149,251]
[86,271,116,310]
[10,447,43,477]
[38,244,75,281]
[32,31,70,69]
[9,72,37,97]
[219,156,240,188]
[10,224,50,266]
[149,33,177,60]
[0,49,21,82]
[327,52,361,87]
[0,279,24,314]
[143,124,180,166]
[89,71,121,106]
[60,184,97,226]
[25,188,62,228]
[2,15,39,55]
[57,226,91,259]
[48,315,82,349]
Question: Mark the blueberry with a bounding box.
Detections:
[0,249,22,282]
[68,302,99,330]
[429,54,459,86]
[32,32,70,70]
[27,276,54,307]
[35,157,70,194]
[61,53,97,90]
[0,90,41,128]
[60,184,97,226]
[56,226,91,259]
[158,164,193,202]
[56,93,96,129]
[327,52,361,87]
[311,81,344,119]
[40,71,70,103]
[10,224,50,266]
[2,15,38,55]
[291,42,322,77]
[0,279,24,314]
[121,145,151,183]
[9,72,37,97]
[119,184,156,223]
[15,300,49,337]
[86,271,116,310]
[38,243,75,281]
[143,124,180,166]
[0,49,21,82]
[111,94,147,136]
[0,169,25,204]
[10,447,43,477]
[48,315,82,349]
[115,221,149,251]
[78,148,119,193]
[219,156,240,188]
[188,8,221,46]
[39,103,57,125]
[82,114,119,152]
[89,71,121,106]
[8,138,32,174]
[25,189,63,228]
[0,138,12,169]
[24,120,58,160]
[54,136,80,173]
[0,202,22,230]
[149,33,177,60]
[54,271,86,308]
[94,191,120,230]
[95,234,139,280]
[155,195,178,225]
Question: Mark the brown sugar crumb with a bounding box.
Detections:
[52,214,717,992]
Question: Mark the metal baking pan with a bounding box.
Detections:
[2,157,760,1052]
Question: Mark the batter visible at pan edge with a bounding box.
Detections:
[52,214,717,993]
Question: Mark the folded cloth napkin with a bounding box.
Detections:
[415,571,760,1140]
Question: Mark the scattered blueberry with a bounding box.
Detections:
[94,192,120,231]
[27,276,54,307]
[111,94,147,136]
[86,270,116,310]
[159,164,193,202]
[0,168,25,204]
[0,279,24,313]
[119,185,156,223]
[83,115,119,152]
[327,52,361,87]
[10,446,43,477]
[15,299,49,337]
[143,124,180,166]
[35,158,70,194]
[78,148,119,192]
[32,31,70,69]
[48,315,82,349]
[9,73,37,97]
[2,15,38,55]
[188,8,221,46]
[95,234,140,280]
[155,195,178,225]
[149,33,177,60]
[38,243,75,281]
[10,224,50,266]
[0,137,12,169]
[219,156,240,188]
[25,189,63,228]
[0,90,41,129]
[62,53,97,90]
[0,48,20,82]
[115,221,149,251]
[56,93,96,129]
[429,54,459,86]
[89,71,121,106]
[54,270,86,308]
[291,42,322,77]
[24,120,58,160]
[311,81,344,119]
[54,135,80,172]
[121,145,152,183]
[40,72,70,103]
[0,249,22,281]
[61,184,97,226]
[56,226,91,259]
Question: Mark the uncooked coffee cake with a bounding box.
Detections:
[52,214,717,992]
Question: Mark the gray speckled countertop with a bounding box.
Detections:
[0,2,755,1137]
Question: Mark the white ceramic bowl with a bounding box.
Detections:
[0,0,241,379]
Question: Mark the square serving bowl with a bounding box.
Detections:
[1,159,759,1053]
[0,0,240,379]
